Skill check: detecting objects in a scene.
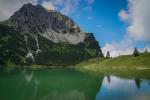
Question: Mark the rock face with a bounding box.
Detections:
[0,3,103,66]
[10,3,85,44]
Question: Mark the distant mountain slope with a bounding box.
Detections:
[0,3,103,67]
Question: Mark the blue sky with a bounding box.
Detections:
[0,0,150,57]
[70,0,128,47]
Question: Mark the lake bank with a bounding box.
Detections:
[1,53,150,80]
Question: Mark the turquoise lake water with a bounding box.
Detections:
[0,69,150,100]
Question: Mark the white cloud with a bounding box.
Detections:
[102,39,150,57]
[42,1,55,10]
[118,9,129,21]
[119,0,150,41]
[45,0,80,15]
[102,39,134,57]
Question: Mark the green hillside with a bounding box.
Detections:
[76,53,150,78]
[0,24,103,68]
[77,53,150,67]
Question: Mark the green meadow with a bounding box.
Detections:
[76,53,150,80]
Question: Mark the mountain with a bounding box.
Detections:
[0,3,103,67]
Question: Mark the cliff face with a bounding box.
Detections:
[0,3,103,66]
[10,3,85,44]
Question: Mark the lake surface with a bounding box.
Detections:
[96,76,150,100]
[0,69,150,100]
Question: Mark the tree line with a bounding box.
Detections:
[105,48,149,58]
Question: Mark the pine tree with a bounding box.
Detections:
[144,49,148,53]
[106,51,110,58]
[133,48,139,56]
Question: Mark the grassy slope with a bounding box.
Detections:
[76,53,150,79]
[77,53,150,68]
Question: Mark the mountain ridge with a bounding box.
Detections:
[10,3,85,44]
[0,3,103,67]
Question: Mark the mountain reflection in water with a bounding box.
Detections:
[0,69,150,100]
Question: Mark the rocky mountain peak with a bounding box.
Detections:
[10,3,85,44]
[0,3,104,66]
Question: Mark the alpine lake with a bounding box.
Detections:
[0,68,150,100]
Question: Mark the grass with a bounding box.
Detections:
[76,53,150,80]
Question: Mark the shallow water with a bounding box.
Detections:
[0,69,150,100]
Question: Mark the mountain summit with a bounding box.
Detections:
[0,3,103,66]
[10,3,84,44]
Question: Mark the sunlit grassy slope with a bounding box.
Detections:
[76,53,150,72]
[77,53,150,67]
[76,53,150,79]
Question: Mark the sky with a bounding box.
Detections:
[0,0,150,57]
